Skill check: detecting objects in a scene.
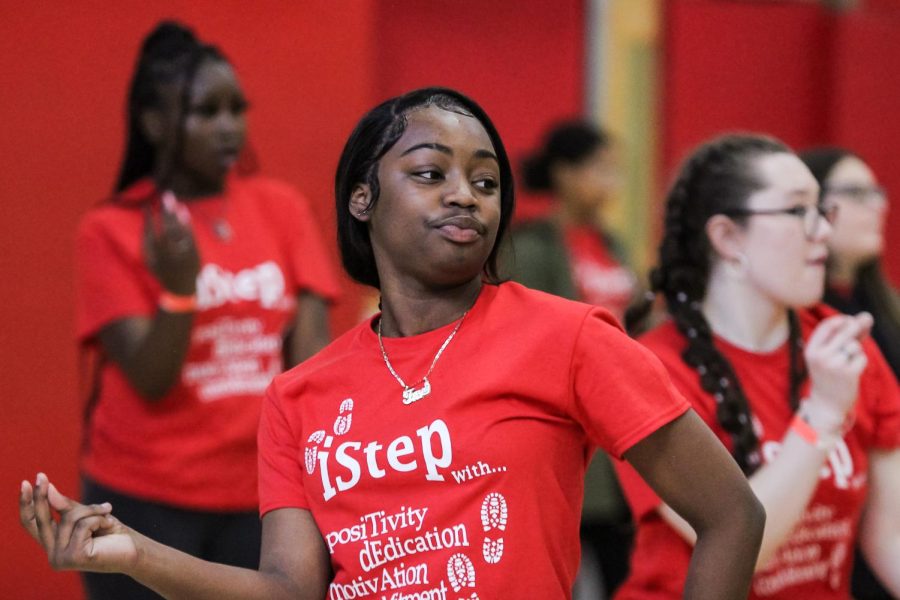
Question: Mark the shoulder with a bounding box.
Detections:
[492,281,592,321]
[269,320,369,399]
[76,203,141,243]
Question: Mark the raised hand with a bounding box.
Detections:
[143,191,200,295]
[803,312,874,428]
[19,473,139,574]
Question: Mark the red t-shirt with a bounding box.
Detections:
[615,307,900,599]
[258,282,689,599]
[563,224,636,323]
[76,176,340,511]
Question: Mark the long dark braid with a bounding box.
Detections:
[626,134,807,474]
[114,21,227,194]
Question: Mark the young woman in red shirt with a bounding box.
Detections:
[21,88,763,600]
[66,21,339,599]
[616,134,900,599]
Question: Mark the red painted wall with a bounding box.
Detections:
[0,2,584,597]
[661,0,899,284]
[0,2,375,597]
[829,10,900,283]
[372,0,586,219]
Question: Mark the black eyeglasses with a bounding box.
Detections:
[822,184,887,206]
[721,203,838,240]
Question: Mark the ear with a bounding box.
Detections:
[705,214,746,263]
[349,184,373,222]
[139,109,166,146]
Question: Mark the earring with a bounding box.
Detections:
[725,252,750,278]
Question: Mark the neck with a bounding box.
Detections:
[153,167,225,200]
[378,277,482,338]
[828,256,859,290]
[702,262,789,352]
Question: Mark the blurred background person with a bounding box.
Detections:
[801,146,900,600]
[508,120,638,599]
[619,134,900,599]
[74,21,339,599]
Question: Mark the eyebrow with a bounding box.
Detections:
[400,142,499,163]
[787,188,819,199]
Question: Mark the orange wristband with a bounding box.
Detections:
[790,413,839,451]
[159,291,197,313]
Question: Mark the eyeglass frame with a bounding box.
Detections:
[821,184,887,206]
[719,202,839,240]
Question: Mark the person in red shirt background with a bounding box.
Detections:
[508,121,639,598]
[800,146,900,599]
[21,88,763,600]
[70,21,339,599]
[617,134,900,599]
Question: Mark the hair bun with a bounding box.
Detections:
[141,20,199,60]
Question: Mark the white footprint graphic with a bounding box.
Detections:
[446,553,476,592]
[483,537,504,564]
[480,492,508,532]
[333,398,354,436]
[304,430,326,474]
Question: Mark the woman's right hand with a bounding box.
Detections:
[19,473,139,574]
[143,191,200,295]
[803,312,874,428]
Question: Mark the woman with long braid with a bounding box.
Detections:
[69,21,339,599]
[615,134,900,599]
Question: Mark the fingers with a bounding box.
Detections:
[47,482,74,512]
[57,503,114,564]
[19,480,39,540]
[32,473,58,557]
[808,313,871,361]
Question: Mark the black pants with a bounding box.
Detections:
[81,478,262,600]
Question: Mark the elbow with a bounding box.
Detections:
[741,491,767,564]
[129,375,177,402]
[695,485,766,548]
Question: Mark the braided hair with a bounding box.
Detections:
[114,21,229,194]
[626,134,807,474]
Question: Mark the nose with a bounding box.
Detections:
[215,109,245,140]
[442,175,478,209]
[812,210,833,242]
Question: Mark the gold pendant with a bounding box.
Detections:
[402,377,431,405]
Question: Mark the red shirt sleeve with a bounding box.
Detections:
[74,211,156,342]
[569,308,690,460]
[258,376,309,515]
[858,338,900,450]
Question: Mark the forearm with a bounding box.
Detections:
[130,534,315,600]
[684,500,765,599]
[285,294,331,368]
[860,531,900,596]
[747,419,841,569]
[859,449,900,595]
[103,311,195,400]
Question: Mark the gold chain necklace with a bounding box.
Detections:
[377,311,468,405]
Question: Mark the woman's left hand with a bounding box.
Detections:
[19,473,139,574]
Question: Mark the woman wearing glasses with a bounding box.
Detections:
[800,147,900,600]
[615,134,900,599]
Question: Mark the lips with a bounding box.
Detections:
[430,214,487,243]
